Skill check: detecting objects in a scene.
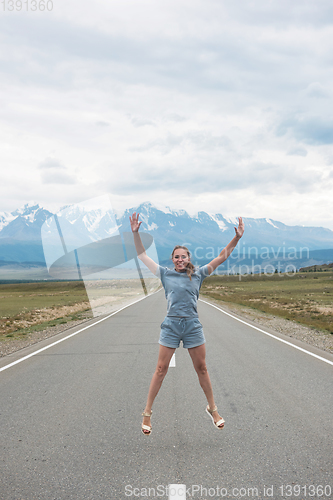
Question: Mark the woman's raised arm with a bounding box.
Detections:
[130,212,158,275]
[206,217,244,275]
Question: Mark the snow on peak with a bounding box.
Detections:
[265,218,279,229]
[0,210,16,231]
[224,216,238,226]
[23,207,41,223]
[172,208,188,217]
[149,202,172,214]
[21,200,39,211]
[208,213,229,231]
[0,202,42,229]
[14,201,41,216]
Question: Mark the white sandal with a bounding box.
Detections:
[206,405,225,429]
[141,410,152,436]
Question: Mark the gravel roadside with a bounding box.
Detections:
[200,295,333,354]
[0,316,94,357]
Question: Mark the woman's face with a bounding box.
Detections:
[172,248,190,272]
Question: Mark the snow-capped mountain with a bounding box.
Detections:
[119,202,333,260]
[0,202,53,241]
[0,201,333,270]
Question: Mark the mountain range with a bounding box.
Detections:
[0,201,333,279]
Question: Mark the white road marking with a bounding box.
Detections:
[0,294,150,373]
[199,299,333,366]
[168,484,186,499]
[169,352,176,367]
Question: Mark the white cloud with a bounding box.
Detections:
[40,171,77,185]
[0,0,332,229]
[277,115,333,145]
[38,158,66,169]
[304,82,330,99]
[287,147,308,157]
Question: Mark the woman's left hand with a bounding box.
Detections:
[234,217,244,239]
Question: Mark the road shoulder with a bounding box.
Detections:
[199,294,333,362]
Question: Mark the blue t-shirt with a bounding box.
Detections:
[155,265,210,318]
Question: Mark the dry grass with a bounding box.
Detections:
[200,270,333,334]
[0,281,92,341]
[0,278,159,343]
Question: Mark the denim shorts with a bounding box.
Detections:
[159,316,206,349]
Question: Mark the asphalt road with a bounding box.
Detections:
[0,291,332,500]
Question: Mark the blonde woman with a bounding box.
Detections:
[130,212,244,435]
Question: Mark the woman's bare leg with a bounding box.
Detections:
[188,343,224,428]
[142,345,175,433]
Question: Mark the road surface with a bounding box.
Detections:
[0,291,332,499]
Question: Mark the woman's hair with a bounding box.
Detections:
[171,245,195,280]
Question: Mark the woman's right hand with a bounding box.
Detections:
[129,212,142,232]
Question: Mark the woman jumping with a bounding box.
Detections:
[130,212,244,435]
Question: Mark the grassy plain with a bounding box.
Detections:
[0,281,91,342]
[1,271,332,344]
[200,270,333,334]
[0,278,158,343]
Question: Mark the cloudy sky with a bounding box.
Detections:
[1,0,333,228]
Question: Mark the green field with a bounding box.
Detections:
[200,270,333,334]
[0,278,159,343]
[0,281,88,316]
[0,281,92,341]
[1,271,332,344]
